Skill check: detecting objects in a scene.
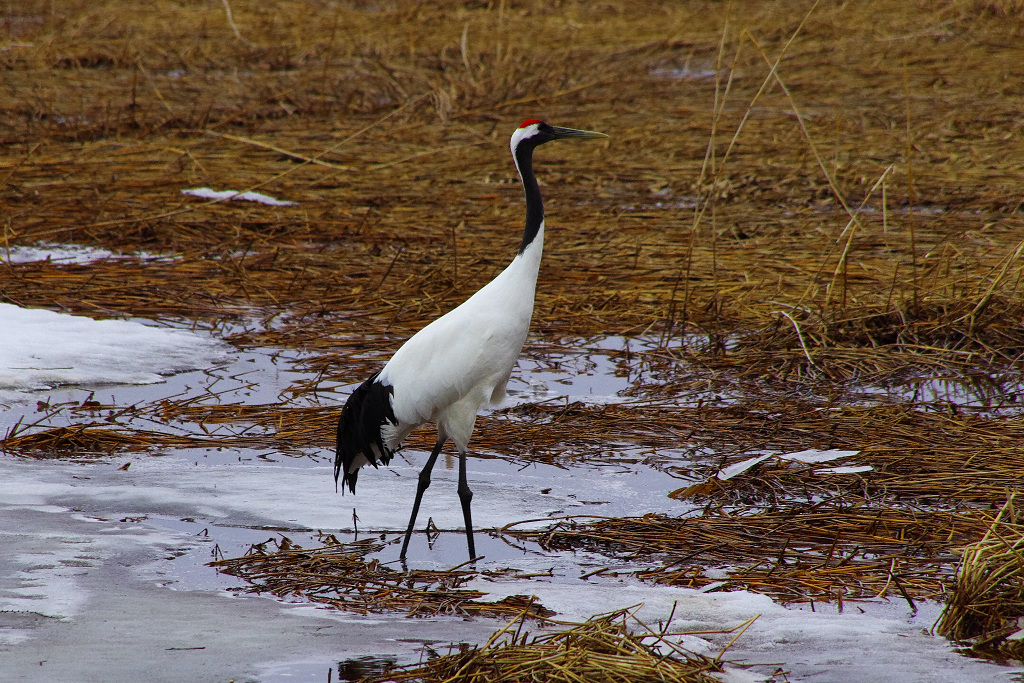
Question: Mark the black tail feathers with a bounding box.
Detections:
[335,372,397,494]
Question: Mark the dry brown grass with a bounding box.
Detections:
[3,0,1023,351]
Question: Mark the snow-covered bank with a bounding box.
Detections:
[0,303,228,401]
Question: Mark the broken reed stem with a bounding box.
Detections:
[697,11,734,188]
[220,0,250,45]
[904,58,919,307]
[747,35,861,228]
[962,237,1024,336]
[777,309,816,371]
[824,165,894,309]
[201,130,355,170]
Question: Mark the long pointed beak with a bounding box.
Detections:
[548,125,608,141]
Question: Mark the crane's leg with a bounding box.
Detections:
[400,436,445,559]
[457,449,477,560]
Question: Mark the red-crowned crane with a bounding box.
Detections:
[335,119,606,561]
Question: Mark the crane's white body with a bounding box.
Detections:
[334,119,604,560]
[379,223,544,453]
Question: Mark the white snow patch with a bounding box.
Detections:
[649,65,718,81]
[0,303,229,398]
[182,187,297,206]
[1007,621,1024,641]
[2,242,118,264]
[718,449,863,480]
[2,242,175,265]
[717,453,771,481]
[3,549,93,619]
[816,465,874,474]
[780,448,860,464]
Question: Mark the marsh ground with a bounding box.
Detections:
[2,1,1024,680]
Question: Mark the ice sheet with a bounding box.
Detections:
[0,303,229,400]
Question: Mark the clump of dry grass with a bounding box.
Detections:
[352,605,727,683]
[210,534,553,619]
[937,496,1024,661]
[691,293,1024,388]
[0,423,170,457]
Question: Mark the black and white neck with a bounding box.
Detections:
[510,119,549,255]
[509,119,607,255]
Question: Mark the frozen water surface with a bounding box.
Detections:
[856,372,1024,417]
[1,309,1022,681]
[0,241,176,265]
[0,303,230,400]
[4,452,1020,682]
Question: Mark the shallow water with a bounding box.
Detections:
[856,372,1024,416]
[2,336,1022,681]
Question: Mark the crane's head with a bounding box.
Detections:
[510,119,607,157]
